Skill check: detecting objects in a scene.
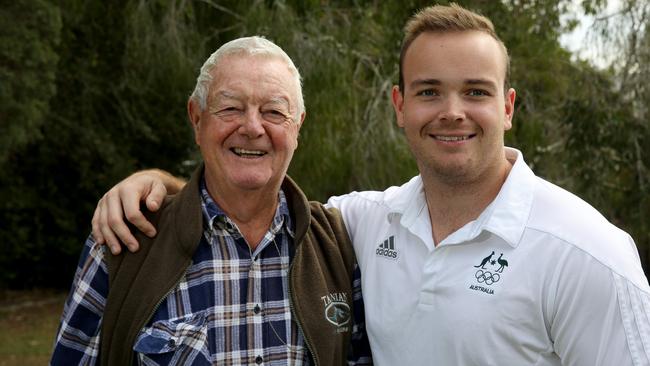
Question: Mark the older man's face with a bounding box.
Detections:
[189,54,304,197]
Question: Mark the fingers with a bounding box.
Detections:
[145,181,166,213]
[98,194,123,255]
[105,186,141,252]
[123,187,157,239]
[91,199,105,245]
[90,170,168,255]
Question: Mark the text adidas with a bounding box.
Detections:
[376,236,399,259]
[376,247,398,258]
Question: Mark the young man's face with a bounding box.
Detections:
[392,31,516,185]
[189,54,304,197]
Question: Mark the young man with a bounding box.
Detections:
[90,5,650,365]
[51,37,371,365]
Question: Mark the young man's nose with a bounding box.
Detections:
[438,96,465,123]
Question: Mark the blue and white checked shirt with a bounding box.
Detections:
[51,179,371,365]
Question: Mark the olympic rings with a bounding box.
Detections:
[475,270,500,285]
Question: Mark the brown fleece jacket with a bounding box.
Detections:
[100,165,357,366]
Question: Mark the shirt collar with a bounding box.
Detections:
[385,147,536,248]
[466,147,536,247]
[386,175,428,229]
[199,176,294,239]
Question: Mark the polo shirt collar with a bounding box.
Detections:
[468,147,536,247]
[386,147,536,248]
[384,175,434,249]
[385,175,427,228]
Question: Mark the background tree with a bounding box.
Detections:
[1,0,647,288]
[584,0,650,270]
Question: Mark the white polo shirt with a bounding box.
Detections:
[328,147,650,366]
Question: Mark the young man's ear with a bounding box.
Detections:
[503,88,516,131]
[187,99,201,145]
[391,85,406,128]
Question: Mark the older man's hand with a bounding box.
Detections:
[91,169,185,255]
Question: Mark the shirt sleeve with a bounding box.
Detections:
[347,263,373,365]
[549,240,650,366]
[50,235,108,366]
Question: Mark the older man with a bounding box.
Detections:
[51,37,371,365]
[91,5,650,366]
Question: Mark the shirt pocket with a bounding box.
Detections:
[134,311,211,366]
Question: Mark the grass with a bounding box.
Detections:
[0,289,67,366]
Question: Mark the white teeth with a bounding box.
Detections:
[434,135,470,142]
[233,148,266,156]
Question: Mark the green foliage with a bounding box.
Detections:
[1,0,649,288]
[0,0,61,161]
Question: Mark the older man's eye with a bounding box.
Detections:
[214,107,243,121]
[214,106,238,114]
[263,110,289,124]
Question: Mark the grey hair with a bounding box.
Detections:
[190,36,305,118]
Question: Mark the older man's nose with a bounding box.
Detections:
[239,110,265,138]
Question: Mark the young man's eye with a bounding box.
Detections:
[468,89,489,97]
[416,89,437,97]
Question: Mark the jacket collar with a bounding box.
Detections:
[281,175,310,247]
[169,164,310,256]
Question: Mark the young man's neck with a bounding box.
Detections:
[422,158,513,246]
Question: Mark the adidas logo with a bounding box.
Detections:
[376,236,399,260]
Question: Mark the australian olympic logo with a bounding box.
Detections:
[469,251,510,294]
[475,269,500,285]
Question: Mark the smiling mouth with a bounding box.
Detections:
[231,147,267,158]
[432,134,476,142]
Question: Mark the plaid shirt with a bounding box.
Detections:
[51,180,371,365]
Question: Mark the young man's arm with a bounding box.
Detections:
[549,234,650,365]
[92,169,185,254]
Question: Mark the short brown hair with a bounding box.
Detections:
[398,3,510,93]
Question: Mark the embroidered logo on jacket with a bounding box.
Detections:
[469,251,509,295]
[376,235,399,260]
[321,292,350,333]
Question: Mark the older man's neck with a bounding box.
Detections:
[205,181,281,251]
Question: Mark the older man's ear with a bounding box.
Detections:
[298,111,306,127]
[187,99,202,145]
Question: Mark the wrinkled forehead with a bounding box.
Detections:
[210,53,299,100]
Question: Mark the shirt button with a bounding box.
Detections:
[168,339,176,347]
[255,355,263,364]
[254,304,261,314]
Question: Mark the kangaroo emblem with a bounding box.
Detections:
[474,251,495,269]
